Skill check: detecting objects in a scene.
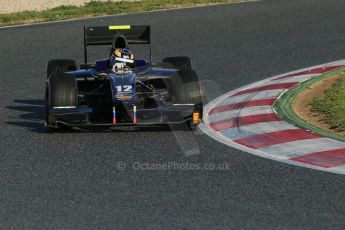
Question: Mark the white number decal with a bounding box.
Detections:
[123,85,132,92]
[116,85,133,92]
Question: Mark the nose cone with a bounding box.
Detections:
[109,72,137,105]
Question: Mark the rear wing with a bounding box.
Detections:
[83,25,151,63]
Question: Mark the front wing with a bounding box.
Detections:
[46,104,202,129]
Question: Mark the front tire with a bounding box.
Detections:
[174,70,203,104]
[174,70,203,128]
[49,73,77,108]
[45,73,77,130]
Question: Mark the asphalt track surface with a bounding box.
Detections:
[2,0,345,229]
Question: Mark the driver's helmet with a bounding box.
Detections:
[110,35,134,71]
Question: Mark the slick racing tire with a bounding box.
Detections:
[162,56,192,71]
[45,73,77,131]
[48,73,78,108]
[47,59,77,78]
[174,70,203,104]
[174,70,203,128]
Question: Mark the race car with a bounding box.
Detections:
[44,25,203,130]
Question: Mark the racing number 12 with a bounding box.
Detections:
[116,85,132,93]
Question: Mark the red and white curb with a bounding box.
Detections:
[199,60,345,175]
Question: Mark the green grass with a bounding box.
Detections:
[310,73,345,131]
[273,68,345,142]
[0,0,244,26]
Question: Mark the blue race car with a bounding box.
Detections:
[45,25,203,130]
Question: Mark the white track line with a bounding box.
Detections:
[271,74,317,83]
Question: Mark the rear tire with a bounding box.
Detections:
[47,59,77,78]
[162,56,192,71]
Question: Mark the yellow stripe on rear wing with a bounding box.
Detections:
[108,25,131,30]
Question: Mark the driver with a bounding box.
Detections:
[110,35,135,72]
